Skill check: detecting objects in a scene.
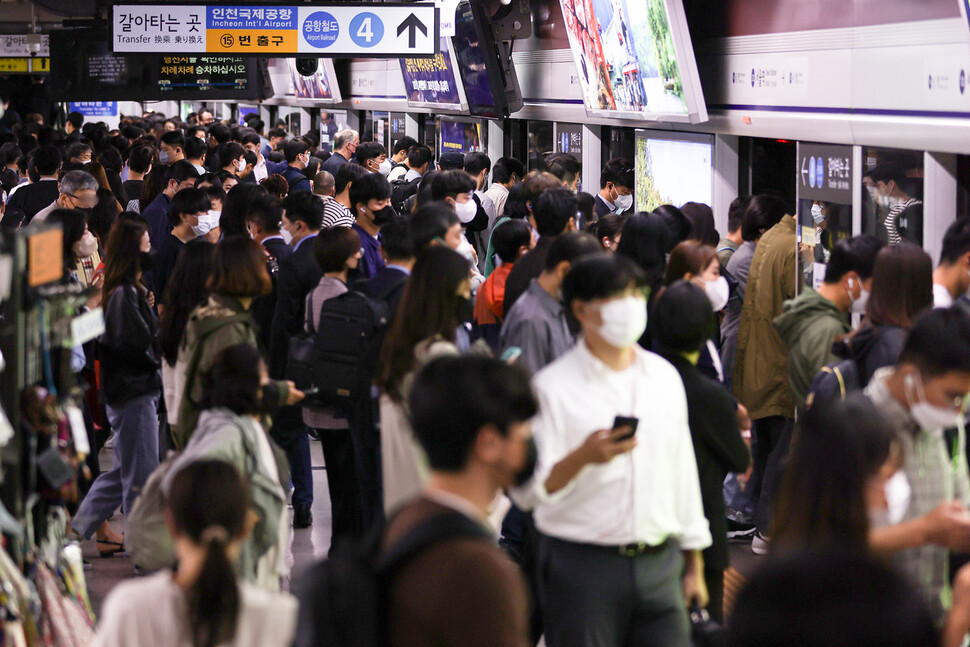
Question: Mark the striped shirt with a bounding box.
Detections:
[322,200,354,229]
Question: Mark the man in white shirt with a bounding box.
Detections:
[514,253,711,647]
[932,218,970,308]
[484,157,523,223]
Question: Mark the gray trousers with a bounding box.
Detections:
[538,535,690,647]
[74,393,159,539]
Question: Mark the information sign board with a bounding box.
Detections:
[112,4,439,56]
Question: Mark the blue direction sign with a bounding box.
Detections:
[112,4,439,56]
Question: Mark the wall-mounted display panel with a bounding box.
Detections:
[635,129,713,213]
[558,0,707,123]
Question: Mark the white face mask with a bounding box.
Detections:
[159,150,171,165]
[850,279,870,315]
[703,276,729,312]
[74,230,97,259]
[596,295,648,349]
[454,197,478,224]
[237,159,247,173]
[613,193,633,213]
[456,237,476,263]
[280,226,293,246]
[378,159,393,176]
[193,211,220,236]
[811,203,825,224]
[906,373,961,430]
[869,470,912,529]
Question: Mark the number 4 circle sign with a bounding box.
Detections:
[349,12,384,48]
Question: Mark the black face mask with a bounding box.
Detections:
[140,250,157,273]
[372,204,399,227]
[455,296,474,325]
[513,437,538,487]
[260,381,282,415]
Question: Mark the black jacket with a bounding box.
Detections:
[253,236,293,353]
[832,324,907,389]
[663,353,749,571]
[4,180,59,227]
[357,266,409,321]
[503,235,555,316]
[269,234,322,378]
[101,282,162,405]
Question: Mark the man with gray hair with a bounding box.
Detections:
[313,170,335,202]
[31,170,99,225]
[321,128,359,177]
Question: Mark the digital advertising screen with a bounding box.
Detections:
[50,29,264,101]
[440,120,483,155]
[399,38,465,111]
[635,130,713,213]
[452,2,499,118]
[285,57,340,102]
[558,0,706,122]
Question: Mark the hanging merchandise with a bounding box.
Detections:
[0,226,101,646]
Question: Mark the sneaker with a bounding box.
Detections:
[726,507,756,525]
[727,521,757,541]
[751,532,770,555]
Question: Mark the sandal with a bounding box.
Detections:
[96,539,125,558]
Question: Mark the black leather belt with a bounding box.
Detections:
[585,539,670,557]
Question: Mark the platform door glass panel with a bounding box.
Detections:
[861,147,924,248]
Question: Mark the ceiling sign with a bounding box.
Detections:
[111,4,439,56]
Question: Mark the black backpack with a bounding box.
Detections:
[807,358,861,408]
[311,290,390,407]
[390,175,421,215]
[293,510,494,647]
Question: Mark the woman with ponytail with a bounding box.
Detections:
[93,460,297,647]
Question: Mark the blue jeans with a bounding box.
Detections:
[74,393,159,539]
[271,405,313,507]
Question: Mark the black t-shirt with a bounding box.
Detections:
[123,180,144,204]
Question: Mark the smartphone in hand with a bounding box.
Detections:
[612,416,639,441]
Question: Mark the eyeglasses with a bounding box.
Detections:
[66,193,97,208]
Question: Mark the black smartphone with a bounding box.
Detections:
[612,416,639,441]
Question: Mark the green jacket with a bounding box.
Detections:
[165,408,287,587]
[174,295,289,448]
[774,288,850,409]
[733,215,798,419]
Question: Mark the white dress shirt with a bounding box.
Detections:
[515,341,712,550]
[934,283,954,308]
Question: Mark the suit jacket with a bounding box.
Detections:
[502,235,555,316]
[320,151,350,177]
[142,192,173,251]
[281,166,312,193]
[252,236,292,352]
[357,267,409,321]
[5,179,59,227]
[269,234,322,378]
[663,352,749,571]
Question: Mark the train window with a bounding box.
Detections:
[861,147,924,247]
[740,138,796,209]
[528,122,554,173]
[603,126,636,170]
[318,111,343,154]
[421,115,438,150]
[959,155,970,220]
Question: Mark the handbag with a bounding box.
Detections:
[286,289,317,392]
